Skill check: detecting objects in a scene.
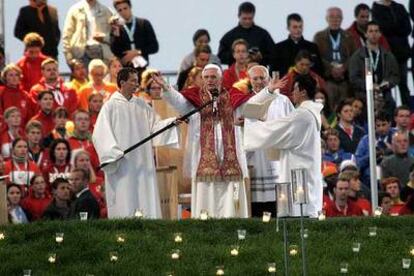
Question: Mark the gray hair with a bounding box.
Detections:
[202,64,222,78]
[247,65,269,80]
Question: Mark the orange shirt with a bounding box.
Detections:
[78,82,117,110]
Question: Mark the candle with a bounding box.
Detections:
[134,209,144,218]
[267,263,276,273]
[237,229,246,240]
[262,212,271,223]
[79,212,88,221]
[171,253,180,260]
[374,207,382,217]
[48,254,56,264]
[296,187,305,203]
[200,209,209,220]
[116,235,125,243]
[402,258,411,269]
[110,252,118,262]
[318,211,326,221]
[216,268,225,275]
[409,247,414,256]
[174,233,183,243]
[340,262,348,274]
[0,232,5,240]
[368,227,377,237]
[352,242,360,253]
[55,233,64,244]
[302,229,309,239]
[23,269,32,276]
[289,248,298,256]
[230,246,239,256]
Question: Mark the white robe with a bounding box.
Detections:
[92,92,179,219]
[163,88,249,218]
[242,94,294,203]
[243,88,323,217]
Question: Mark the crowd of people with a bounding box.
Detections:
[2,0,414,223]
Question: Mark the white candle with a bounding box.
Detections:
[216,268,225,275]
[117,236,125,243]
[296,187,305,203]
[200,210,209,220]
[110,255,118,262]
[171,253,180,260]
[0,232,5,240]
[267,264,276,273]
[230,248,239,256]
[289,249,298,256]
[410,247,414,256]
[262,212,271,223]
[55,237,63,243]
[134,209,144,218]
[174,234,183,243]
[318,212,326,221]
[48,255,56,264]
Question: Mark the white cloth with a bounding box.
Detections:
[92,92,179,219]
[163,88,249,218]
[243,88,323,217]
[242,94,294,203]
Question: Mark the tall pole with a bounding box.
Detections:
[365,58,378,212]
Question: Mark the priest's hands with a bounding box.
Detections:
[234,117,245,126]
[268,75,288,94]
[151,73,169,92]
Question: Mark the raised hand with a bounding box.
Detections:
[268,73,288,93]
[151,73,169,91]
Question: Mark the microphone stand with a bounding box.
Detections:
[99,96,217,169]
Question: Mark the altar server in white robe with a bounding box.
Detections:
[152,64,249,218]
[92,68,179,219]
[233,65,294,217]
[243,74,323,218]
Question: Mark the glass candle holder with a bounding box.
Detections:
[267,262,276,274]
[340,262,349,274]
[237,229,246,240]
[79,212,88,221]
[171,249,180,260]
[302,228,309,239]
[200,209,209,221]
[134,209,144,218]
[174,233,183,243]
[352,242,361,253]
[262,211,271,223]
[55,232,64,244]
[230,245,239,256]
[216,265,225,275]
[409,246,414,256]
[0,232,5,240]
[116,234,126,243]
[402,258,411,269]
[368,226,377,237]
[48,253,56,264]
[23,269,32,276]
[374,207,383,217]
[276,182,293,217]
[318,210,326,221]
[109,251,119,262]
[291,169,309,204]
[289,245,299,256]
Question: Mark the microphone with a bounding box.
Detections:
[210,88,219,115]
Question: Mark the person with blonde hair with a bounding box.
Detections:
[0,64,36,127]
[16,32,48,91]
[135,68,161,104]
[104,57,122,85]
[0,107,24,159]
[78,59,117,110]
[183,67,203,90]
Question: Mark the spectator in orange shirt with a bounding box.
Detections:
[1,107,25,159]
[0,64,36,128]
[21,174,51,221]
[16,32,48,92]
[381,177,405,215]
[222,39,249,90]
[325,173,364,217]
[78,59,117,110]
[29,58,78,115]
[65,59,88,94]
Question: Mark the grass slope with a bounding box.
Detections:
[0,217,414,275]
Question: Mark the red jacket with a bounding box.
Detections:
[31,111,54,137]
[29,78,78,115]
[68,136,101,174]
[21,191,52,221]
[0,86,36,128]
[325,199,364,217]
[346,22,390,50]
[17,53,48,92]
[222,64,248,91]
[0,129,25,160]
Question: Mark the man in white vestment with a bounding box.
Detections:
[92,67,179,218]
[232,65,294,217]
[243,74,323,217]
[152,64,249,218]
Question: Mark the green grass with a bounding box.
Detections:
[0,217,414,275]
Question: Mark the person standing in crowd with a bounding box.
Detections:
[0,64,36,128]
[177,45,211,91]
[110,0,159,69]
[21,174,51,221]
[31,91,56,137]
[93,67,179,219]
[335,99,365,154]
[42,107,70,148]
[42,177,71,220]
[381,177,405,215]
[104,57,122,85]
[347,3,390,50]
[78,59,117,111]
[393,105,414,155]
[243,74,323,218]
[0,107,24,159]
[270,13,323,77]
[222,39,249,91]
[179,29,221,73]
[68,168,100,220]
[45,139,72,184]
[373,0,412,107]
[314,7,357,111]
[7,184,29,224]
[25,120,49,171]
[349,21,399,118]
[65,59,88,94]
[16,32,48,92]
[29,58,78,115]
[63,0,114,66]
[344,170,371,215]
[88,93,104,132]
[323,129,354,166]
[154,64,249,218]
[218,2,274,66]
[14,0,60,59]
